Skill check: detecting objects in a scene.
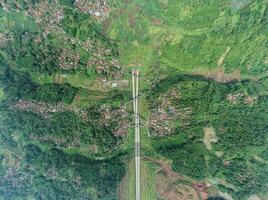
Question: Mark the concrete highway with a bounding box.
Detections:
[132,70,140,200]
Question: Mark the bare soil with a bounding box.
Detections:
[128,11,137,28]
[118,175,126,200]
[119,157,217,200]
[143,157,211,200]
[217,47,231,66]
[194,68,241,83]
[247,194,261,200]
[102,18,112,34]
[203,127,218,151]
[151,19,163,25]
[157,175,198,200]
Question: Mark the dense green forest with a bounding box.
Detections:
[1,66,77,103]
[0,145,125,200]
[0,1,128,199]
[0,65,127,199]
[147,74,268,199]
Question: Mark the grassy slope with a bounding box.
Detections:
[107,0,268,77]
[121,159,157,200]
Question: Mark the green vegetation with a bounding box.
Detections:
[0,0,267,199]
[122,159,157,200]
[0,11,39,33]
[0,88,4,100]
[146,74,268,199]
[6,33,62,74]
[0,67,77,103]
[207,197,226,200]
[61,7,119,63]
[108,0,268,76]
[0,2,127,197]
[61,8,103,41]
[0,67,128,199]
[0,145,125,200]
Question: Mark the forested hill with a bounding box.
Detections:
[0,1,128,199]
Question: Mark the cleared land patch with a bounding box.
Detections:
[203,127,218,151]
[143,157,219,200]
